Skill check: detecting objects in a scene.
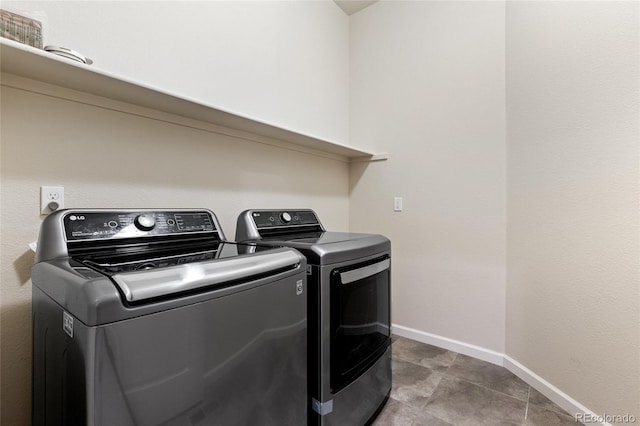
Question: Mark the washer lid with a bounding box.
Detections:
[110,248,301,303]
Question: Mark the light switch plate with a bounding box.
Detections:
[394,197,403,212]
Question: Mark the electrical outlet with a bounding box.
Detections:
[41,186,64,215]
[394,197,403,212]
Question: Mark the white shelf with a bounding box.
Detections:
[0,38,387,162]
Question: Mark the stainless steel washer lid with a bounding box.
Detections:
[32,209,307,325]
[111,249,301,303]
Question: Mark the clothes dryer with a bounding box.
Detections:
[236,209,391,426]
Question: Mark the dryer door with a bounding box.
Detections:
[329,255,391,393]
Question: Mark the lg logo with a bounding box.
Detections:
[68,215,86,221]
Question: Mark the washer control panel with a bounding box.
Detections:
[64,211,216,241]
[252,210,319,228]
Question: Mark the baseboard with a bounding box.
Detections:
[503,355,611,426]
[391,324,505,366]
[391,324,610,426]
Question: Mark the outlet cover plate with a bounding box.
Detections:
[41,186,64,215]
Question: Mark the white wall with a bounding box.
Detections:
[2,0,350,144]
[349,1,507,352]
[0,2,351,423]
[506,1,640,418]
[351,2,640,418]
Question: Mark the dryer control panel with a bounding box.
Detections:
[252,210,319,228]
[236,209,325,241]
[64,210,217,241]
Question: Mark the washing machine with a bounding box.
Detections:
[236,209,391,426]
[32,208,307,426]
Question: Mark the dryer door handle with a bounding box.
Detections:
[340,258,390,285]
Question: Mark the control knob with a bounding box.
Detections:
[134,214,156,231]
[280,212,292,223]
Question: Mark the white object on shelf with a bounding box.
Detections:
[44,45,93,64]
[0,38,387,162]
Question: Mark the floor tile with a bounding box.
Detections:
[392,336,458,370]
[390,358,446,410]
[528,387,570,416]
[373,397,453,426]
[446,354,530,401]
[526,404,580,426]
[424,376,527,426]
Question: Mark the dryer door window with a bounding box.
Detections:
[330,255,391,393]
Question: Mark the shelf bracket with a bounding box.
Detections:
[350,153,389,163]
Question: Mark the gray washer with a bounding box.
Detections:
[236,209,392,426]
[32,208,308,426]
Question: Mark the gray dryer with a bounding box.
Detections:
[236,209,391,426]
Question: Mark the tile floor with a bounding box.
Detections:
[373,336,581,426]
